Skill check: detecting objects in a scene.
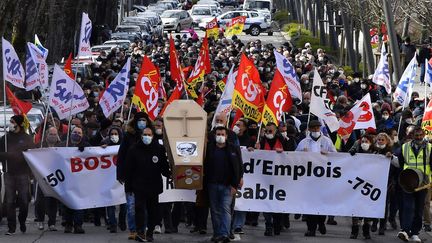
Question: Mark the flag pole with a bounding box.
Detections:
[39,105,50,148]
[66,56,80,147]
[425,59,428,109]
[3,81,7,173]
[255,121,263,146]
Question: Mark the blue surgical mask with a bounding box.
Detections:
[142,135,153,145]
[137,120,147,130]
[71,133,82,143]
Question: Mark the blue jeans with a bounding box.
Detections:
[232,211,246,230]
[107,204,126,226]
[421,62,426,83]
[401,190,427,236]
[208,183,233,238]
[126,193,136,232]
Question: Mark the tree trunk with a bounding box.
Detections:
[306,0,316,37]
[316,0,326,46]
[359,9,375,75]
[341,12,357,72]
[326,3,338,50]
[402,16,410,39]
[382,0,402,82]
[301,0,309,29]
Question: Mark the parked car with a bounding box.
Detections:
[217,0,239,7]
[90,44,118,54]
[137,12,164,37]
[103,40,131,50]
[190,5,216,27]
[161,0,181,9]
[213,10,273,36]
[197,0,222,9]
[160,10,193,32]
[0,107,45,137]
[132,5,147,12]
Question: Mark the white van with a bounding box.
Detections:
[243,0,273,19]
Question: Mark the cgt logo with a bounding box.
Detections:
[71,155,118,173]
[241,73,259,102]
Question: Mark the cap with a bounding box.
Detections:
[308,120,321,128]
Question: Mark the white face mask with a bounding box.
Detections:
[405,118,413,124]
[232,125,240,135]
[8,123,15,132]
[361,143,370,151]
[382,115,389,120]
[215,123,225,128]
[376,143,386,149]
[110,135,119,144]
[215,135,226,144]
[265,133,275,140]
[310,132,321,139]
[353,78,360,83]
[393,137,399,143]
[281,131,288,138]
[155,129,163,135]
[361,84,367,89]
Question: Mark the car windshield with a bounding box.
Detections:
[192,8,211,15]
[116,26,139,32]
[245,1,270,10]
[161,11,178,18]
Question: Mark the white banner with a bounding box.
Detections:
[394,55,417,107]
[310,68,339,132]
[100,58,131,118]
[274,50,302,101]
[23,146,126,210]
[235,149,390,218]
[372,45,391,94]
[27,42,49,90]
[211,65,237,128]
[159,176,196,203]
[2,37,25,88]
[78,12,92,57]
[49,64,89,120]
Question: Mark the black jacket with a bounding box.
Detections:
[204,141,243,188]
[0,131,34,175]
[117,130,141,182]
[124,139,170,195]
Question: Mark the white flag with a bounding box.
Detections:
[425,58,432,88]
[78,12,92,57]
[2,38,25,88]
[310,68,339,132]
[353,93,376,130]
[372,44,391,94]
[49,64,89,120]
[274,50,302,101]
[28,43,49,89]
[99,58,131,118]
[34,34,48,60]
[25,43,40,91]
[393,55,417,107]
[212,65,237,128]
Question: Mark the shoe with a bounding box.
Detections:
[135,232,146,242]
[327,218,337,225]
[284,220,290,229]
[264,228,273,236]
[350,225,359,239]
[146,232,154,242]
[397,231,409,242]
[64,225,73,233]
[378,227,385,235]
[37,222,44,230]
[5,230,15,235]
[94,219,101,226]
[274,229,280,235]
[128,232,137,240]
[48,225,57,231]
[200,229,207,234]
[424,224,432,232]
[222,236,231,243]
[294,214,301,220]
[73,225,85,234]
[233,228,244,234]
[190,227,199,233]
[229,232,235,239]
[154,225,161,234]
[318,223,327,235]
[110,225,117,233]
[304,230,316,237]
[20,224,26,233]
[119,222,127,231]
[389,220,397,230]
[362,224,370,239]
[409,235,422,243]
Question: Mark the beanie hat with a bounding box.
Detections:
[11,115,24,127]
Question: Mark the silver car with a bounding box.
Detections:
[161,10,193,32]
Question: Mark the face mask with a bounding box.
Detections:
[8,124,16,132]
[361,143,370,151]
[393,137,399,143]
[155,129,163,135]
[383,115,389,120]
[354,78,360,83]
[376,143,386,149]
[76,78,82,83]
[405,118,413,124]
[110,135,119,144]
[94,73,100,77]
[71,133,82,143]
[142,135,153,145]
[137,120,147,130]
[93,91,99,97]
[91,130,97,136]
[47,135,58,144]
[281,131,288,138]
[77,113,84,119]
[266,67,271,72]
[361,84,367,89]
[215,135,226,144]
[232,125,240,135]
[304,80,309,85]
[265,133,275,140]
[310,132,321,139]
[214,123,224,128]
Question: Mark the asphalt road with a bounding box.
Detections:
[0,208,431,243]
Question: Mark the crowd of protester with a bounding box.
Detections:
[1,29,431,243]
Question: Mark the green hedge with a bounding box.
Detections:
[274,10,290,23]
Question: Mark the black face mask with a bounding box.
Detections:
[248,128,258,137]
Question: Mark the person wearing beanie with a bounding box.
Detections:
[89,118,112,146]
[0,115,34,235]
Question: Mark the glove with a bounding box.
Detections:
[350,150,356,156]
[78,146,85,152]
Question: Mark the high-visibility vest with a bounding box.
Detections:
[401,142,432,177]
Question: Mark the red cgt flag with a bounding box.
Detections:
[6,86,32,115]
[231,53,265,122]
[64,53,75,79]
[132,56,160,120]
[261,70,292,126]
